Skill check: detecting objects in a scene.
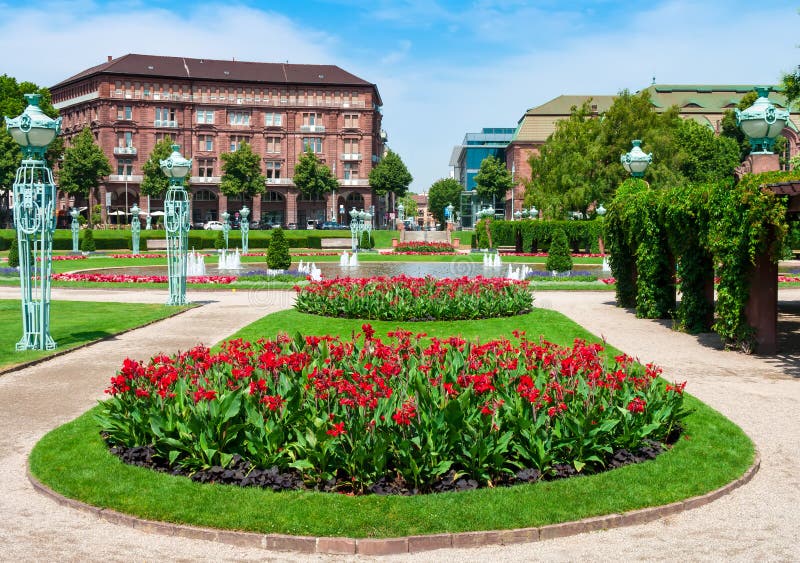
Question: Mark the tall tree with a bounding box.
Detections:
[720,90,758,161]
[427,178,463,227]
[59,128,112,227]
[219,141,265,203]
[368,149,412,198]
[474,154,513,204]
[140,136,178,197]
[293,149,338,197]
[396,193,418,220]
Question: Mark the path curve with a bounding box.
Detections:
[0,287,797,561]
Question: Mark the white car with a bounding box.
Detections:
[203,221,224,230]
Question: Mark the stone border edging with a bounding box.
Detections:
[26,451,760,556]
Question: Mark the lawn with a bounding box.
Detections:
[29,307,754,538]
[0,300,189,370]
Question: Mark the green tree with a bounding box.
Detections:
[219,141,265,203]
[293,149,338,198]
[368,149,413,198]
[80,227,96,252]
[720,90,758,161]
[7,234,19,267]
[396,194,418,221]
[474,155,513,204]
[545,228,573,272]
[427,178,463,227]
[140,136,178,197]
[674,119,740,183]
[59,128,112,227]
[267,227,291,269]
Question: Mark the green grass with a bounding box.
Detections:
[29,308,754,538]
[0,300,189,370]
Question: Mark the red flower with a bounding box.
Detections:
[627,397,646,414]
[361,323,375,339]
[391,398,417,426]
[327,421,346,437]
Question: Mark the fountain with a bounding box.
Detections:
[483,252,502,268]
[505,264,532,281]
[218,248,242,270]
[340,251,359,267]
[186,250,206,276]
[309,263,322,281]
[602,256,611,272]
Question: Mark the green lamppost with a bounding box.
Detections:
[349,207,372,252]
[5,94,61,350]
[620,140,652,178]
[69,207,80,253]
[130,203,141,255]
[240,206,250,254]
[221,210,230,250]
[159,145,191,305]
[736,87,789,153]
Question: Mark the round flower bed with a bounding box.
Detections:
[97,330,688,495]
[293,275,533,320]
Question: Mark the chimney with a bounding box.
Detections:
[107,55,113,62]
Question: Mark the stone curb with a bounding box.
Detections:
[26,450,761,556]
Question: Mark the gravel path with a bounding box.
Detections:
[0,287,798,562]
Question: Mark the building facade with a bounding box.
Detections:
[50,54,385,227]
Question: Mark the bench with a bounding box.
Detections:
[146,239,169,250]
[320,237,353,249]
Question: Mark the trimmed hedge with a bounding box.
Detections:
[475,220,602,252]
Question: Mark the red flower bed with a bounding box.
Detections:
[97,331,688,494]
[110,254,168,259]
[500,252,605,258]
[43,255,87,261]
[394,241,454,253]
[52,273,236,284]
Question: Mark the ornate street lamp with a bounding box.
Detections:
[145,213,152,230]
[736,87,789,154]
[221,210,230,250]
[514,210,522,220]
[70,208,80,253]
[5,93,61,350]
[476,206,495,220]
[397,202,405,223]
[130,203,141,255]
[240,206,250,254]
[620,140,652,178]
[159,144,191,306]
[530,206,539,219]
[349,207,372,252]
[596,203,607,217]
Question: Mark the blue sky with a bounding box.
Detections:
[1,0,799,191]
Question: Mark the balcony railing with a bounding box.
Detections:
[108,90,367,108]
[300,124,326,133]
[340,178,369,187]
[109,175,143,182]
[266,178,293,185]
[154,119,178,128]
[190,176,221,184]
[113,146,137,155]
[340,153,362,161]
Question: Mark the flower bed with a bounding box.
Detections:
[394,241,454,253]
[97,331,688,494]
[50,255,88,261]
[109,254,168,259]
[293,275,533,320]
[500,252,605,258]
[52,273,236,284]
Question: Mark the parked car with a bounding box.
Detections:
[306,220,317,230]
[203,220,223,230]
[287,223,298,230]
[320,221,347,230]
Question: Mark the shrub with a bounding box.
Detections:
[96,333,688,493]
[8,234,19,268]
[267,228,291,269]
[80,228,96,252]
[545,228,573,272]
[294,276,533,320]
[395,242,454,253]
[214,230,225,250]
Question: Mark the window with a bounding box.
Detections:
[117,159,133,177]
[117,131,133,148]
[228,111,251,126]
[265,136,281,154]
[343,138,359,155]
[265,162,282,181]
[303,137,323,153]
[197,109,214,124]
[117,105,132,120]
[194,189,217,201]
[264,113,282,127]
[229,135,249,151]
[198,135,214,152]
[302,112,320,126]
[344,162,358,179]
[155,107,176,125]
[197,159,214,178]
[343,114,359,128]
[264,190,284,202]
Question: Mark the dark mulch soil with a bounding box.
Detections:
[106,436,669,496]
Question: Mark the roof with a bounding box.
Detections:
[52,53,381,104]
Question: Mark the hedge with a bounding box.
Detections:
[474,219,603,252]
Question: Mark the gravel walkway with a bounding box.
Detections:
[0,287,798,562]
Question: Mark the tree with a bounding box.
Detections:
[474,155,513,204]
[80,227,96,252]
[59,128,112,227]
[427,178,463,227]
[721,90,758,161]
[293,149,338,198]
[545,228,573,272]
[368,149,412,198]
[396,194,418,221]
[140,136,178,197]
[674,119,739,183]
[267,227,291,269]
[219,141,265,202]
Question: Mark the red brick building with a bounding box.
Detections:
[50,53,385,227]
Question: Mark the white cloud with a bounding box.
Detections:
[380,39,412,66]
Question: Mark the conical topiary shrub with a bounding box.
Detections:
[8,234,19,268]
[214,229,225,250]
[81,227,96,252]
[545,227,573,273]
[267,227,291,270]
